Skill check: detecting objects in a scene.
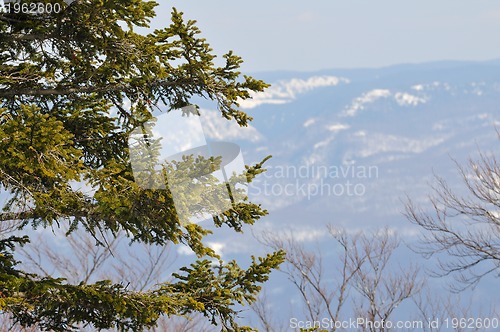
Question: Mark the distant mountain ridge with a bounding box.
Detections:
[139,60,500,326]
[194,59,500,259]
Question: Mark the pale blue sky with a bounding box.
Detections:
[151,1,500,72]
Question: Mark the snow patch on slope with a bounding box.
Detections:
[326,123,350,132]
[394,92,427,106]
[343,89,391,116]
[343,89,428,116]
[314,136,335,150]
[239,76,350,109]
[303,118,317,127]
[411,81,451,92]
[352,132,448,158]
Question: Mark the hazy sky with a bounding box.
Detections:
[152,1,500,72]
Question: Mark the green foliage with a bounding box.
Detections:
[0,1,281,330]
[0,236,285,331]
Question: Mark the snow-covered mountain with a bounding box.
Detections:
[196,60,500,256]
[14,60,498,328]
[194,60,500,327]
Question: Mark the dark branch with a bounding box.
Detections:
[0,78,197,98]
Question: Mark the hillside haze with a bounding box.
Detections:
[199,60,500,325]
[197,60,500,243]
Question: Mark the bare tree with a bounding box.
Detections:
[0,225,216,332]
[412,289,497,332]
[18,227,121,284]
[251,289,290,332]
[0,312,215,332]
[150,314,216,332]
[258,227,421,332]
[405,144,500,291]
[347,228,421,332]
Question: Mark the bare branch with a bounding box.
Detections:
[405,142,500,290]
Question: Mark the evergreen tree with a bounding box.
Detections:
[0,1,284,330]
